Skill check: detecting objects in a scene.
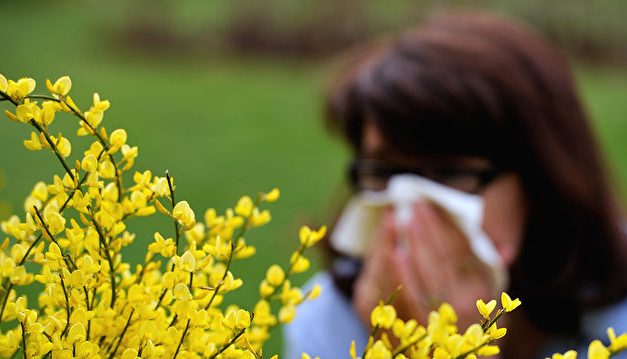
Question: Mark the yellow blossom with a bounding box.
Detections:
[235,195,254,217]
[552,350,578,359]
[109,128,127,152]
[266,265,285,287]
[262,188,280,202]
[501,292,522,312]
[45,76,72,96]
[278,304,296,324]
[7,77,36,100]
[173,200,195,229]
[476,299,497,319]
[0,73,7,92]
[371,303,396,329]
[365,340,391,359]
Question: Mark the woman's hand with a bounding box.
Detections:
[352,201,500,330]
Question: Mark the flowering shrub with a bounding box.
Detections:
[0,74,324,358]
[0,74,625,359]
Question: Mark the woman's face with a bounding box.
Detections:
[359,121,527,266]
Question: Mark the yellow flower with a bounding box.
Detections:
[501,292,522,312]
[173,200,195,229]
[109,128,127,152]
[371,303,396,329]
[476,299,497,319]
[15,101,41,124]
[121,348,139,359]
[0,73,7,92]
[81,153,98,172]
[235,195,253,217]
[608,327,627,352]
[477,345,500,356]
[23,131,43,151]
[463,324,486,348]
[487,323,507,340]
[259,279,275,297]
[174,250,197,272]
[45,76,72,96]
[67,323,86,343]
[299,225,327,247]
[364,340,391,359]
[552,350,578,359]
[438,303,457,324]
[7,77,36,100]
[307,284,322,300]
[262,188,280,202]
[350,340,357,359]
[278,304,296,324]
[43,207,66,236]
[290,252,310,273]
[266,265,285,287]
[173,283,193,301]
[588,340,610,359]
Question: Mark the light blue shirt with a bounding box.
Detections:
[285,271,627,358]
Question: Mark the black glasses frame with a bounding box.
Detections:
[348,158,503,194]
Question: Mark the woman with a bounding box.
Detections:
[285,11,627,358]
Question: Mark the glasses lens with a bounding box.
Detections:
[350,158,500,193]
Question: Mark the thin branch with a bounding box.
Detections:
[29,119,75,182]
[209,327,248,359]
[0,89,19,105]
[172,319,191,359]
[165,171,180,255]
[108,309,134,359]
[59,275,71,338]
[20,321,27,359]
[87,206,117,308]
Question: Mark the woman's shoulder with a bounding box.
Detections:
[283,271,368,358]
[582,294,627,339]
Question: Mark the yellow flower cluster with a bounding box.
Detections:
[348,292,627,359]
[349,292,516,359]
[0,74,323,358]
[550,327,627,359]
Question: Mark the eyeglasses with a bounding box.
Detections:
[348,158,503,194]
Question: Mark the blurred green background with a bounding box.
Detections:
[1,0,626,355]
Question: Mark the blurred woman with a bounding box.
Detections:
[285,10,627,358]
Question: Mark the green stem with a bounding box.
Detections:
[392,333,428,356]
[29,119,75,182]
[172,319,191,359]
[32,206,77,270]
[20,321,26,359]
[204,198,258,310]
[59,275,71,338]
[87,207,117,308]
[482,309,505,332]
[60,98,123,201]
[165,171,181,255]
[108,309,134,359]
[0,89,19,106]
[209,326,248,359]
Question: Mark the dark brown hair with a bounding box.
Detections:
[325,10,627,342]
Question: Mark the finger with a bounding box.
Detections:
[389,244,429,323]
[364,207,397,261]
[413,202,493,300]
[405,206,451,298]
[413,201,473,265]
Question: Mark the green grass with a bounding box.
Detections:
[1,1,627,355]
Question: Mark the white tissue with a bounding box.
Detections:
[331,174,508,289]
